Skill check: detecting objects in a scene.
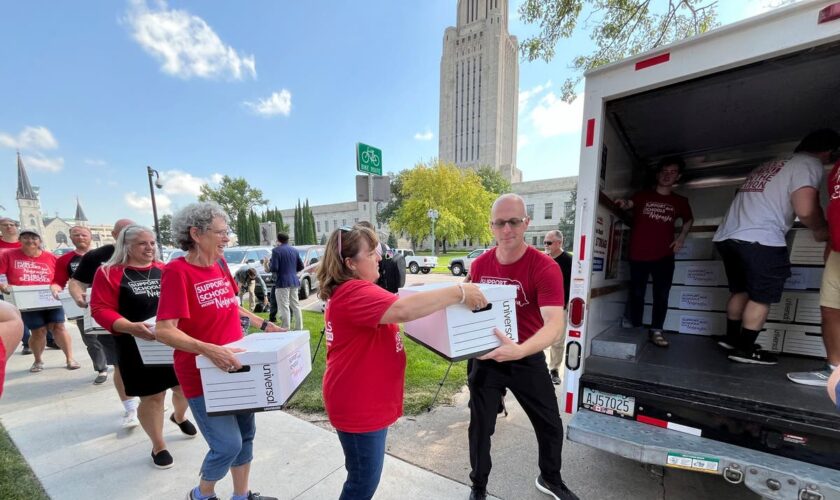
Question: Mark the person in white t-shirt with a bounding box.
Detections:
[713,129,839,365]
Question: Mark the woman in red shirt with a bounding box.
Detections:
[155,202,284,500]
[316,225,487,500]
[90,225,196,470]
[0,228,78,372]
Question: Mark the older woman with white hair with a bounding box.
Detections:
[155,202,283,500]
[90,225,196,470]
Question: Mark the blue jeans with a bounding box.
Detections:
[187,395,256,482]
[336,427,388,500]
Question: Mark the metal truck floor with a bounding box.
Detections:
[585,329,839,419]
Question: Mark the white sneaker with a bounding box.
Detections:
[122,410,140,428]
[787,365,833,387]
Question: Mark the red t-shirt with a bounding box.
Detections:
[0,240,21,250]
[157,257,241,398]
[628,190,693,261]
[827,161,840,253]
[0,249,57,285]
[468,246,565,343]
[53,251,85,289]
[323,279,403,433]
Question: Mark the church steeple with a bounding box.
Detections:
[74,197,88,223]
[16,152,37,200]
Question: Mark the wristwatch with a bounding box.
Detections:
[260,320,270,331]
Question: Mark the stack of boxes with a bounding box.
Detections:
[642,229,825,358]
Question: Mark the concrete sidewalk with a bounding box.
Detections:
[0,324,493,500]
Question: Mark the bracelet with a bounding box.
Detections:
[457,283,466,304]
[260,320,269,331]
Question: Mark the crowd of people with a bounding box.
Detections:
[3,135,840,499]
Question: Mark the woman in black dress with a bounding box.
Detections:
[91,225,196,469]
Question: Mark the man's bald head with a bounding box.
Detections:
[112,219,135,239]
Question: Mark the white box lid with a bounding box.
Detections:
[398,283,516,302]
[196,331,310,368]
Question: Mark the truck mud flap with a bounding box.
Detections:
[569,410,840,500]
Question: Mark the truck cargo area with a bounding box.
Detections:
[579,38,840,471]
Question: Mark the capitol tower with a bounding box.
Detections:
[439,0,522,183]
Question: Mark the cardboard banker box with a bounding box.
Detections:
[399,283,518,361]
[59,291,84,319]
[196,331,311,416]
[3,285,61,311]
[134,318,174,366]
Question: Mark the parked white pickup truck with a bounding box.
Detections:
[448,248,491,276]
[394,249,437,274]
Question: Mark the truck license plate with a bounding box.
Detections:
[581,388,635,418]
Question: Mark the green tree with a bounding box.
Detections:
[261,207,289,235]
[378,171,406,226]
[518,0,718,101]
[389,161,495,252]
[475,166,511,195]
[198,176,268,220]
[235,210,249,245]
[157,214,173,246]
[320,233,327,245]
[557,188,577,252]
[247,209,261,246]
[293,200,302,243]
[387,232,398,249]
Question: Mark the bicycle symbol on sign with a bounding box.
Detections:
[361,148,381,168]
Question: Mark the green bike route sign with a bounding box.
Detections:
[356,142,382,175]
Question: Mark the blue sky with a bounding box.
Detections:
[1,0,780,227]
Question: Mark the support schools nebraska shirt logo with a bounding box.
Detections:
[194,277,237,309]
[478,276,529,307]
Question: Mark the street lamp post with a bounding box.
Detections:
[427,208,439,257]
[146,166,163,257]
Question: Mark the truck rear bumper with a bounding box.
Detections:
[569,410,840,500]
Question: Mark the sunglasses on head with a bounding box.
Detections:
[337,226,353,260]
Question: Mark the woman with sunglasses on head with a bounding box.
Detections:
[154,202,284,500]
[90,225,197,470]
[316,224,488,500]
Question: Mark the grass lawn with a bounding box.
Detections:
[252,311,468,415]
[0,424,48,500]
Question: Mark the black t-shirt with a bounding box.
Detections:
[72,244,115,285]
[553,251,572,307]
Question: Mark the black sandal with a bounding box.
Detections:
[649,330,669,347]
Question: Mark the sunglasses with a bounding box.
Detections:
[337,225,353,260]
[543,240,558,246]
[491,217,527,229]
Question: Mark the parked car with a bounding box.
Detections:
[292,245,325,299]
[448,248,491,276]
[394,249,437,274]
[223,246,273,280]
[52,247,75,257]
[164,249,186,263]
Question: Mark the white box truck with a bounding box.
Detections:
[562,2,840,498]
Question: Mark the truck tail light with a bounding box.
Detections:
[819,3,840,23]
[569,297,585,327]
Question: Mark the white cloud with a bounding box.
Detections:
[244,89,292,117]
[158,169,220,196]
[519,81,552,109]
[414,129,433,141]
[23,152,64,172]
[124,191,173,214]
[125,0,256,80]
[530,92,585,138]
[517,134,530,150]
[0,126,59,150]
[210,173,224,184]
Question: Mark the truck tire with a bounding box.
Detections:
[421,268,431,274]
[409,262,420,274]
[299,278,311,299]
[450,263,463,276]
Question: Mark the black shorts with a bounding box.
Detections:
[715,239,791,304]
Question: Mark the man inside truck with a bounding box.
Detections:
[714,129,840,365]
[465,194,578,500]
[615,157,694,348]
[789,153,840,385]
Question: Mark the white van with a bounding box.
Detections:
[563,2,840,498]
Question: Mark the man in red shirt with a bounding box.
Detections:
[0,228,79,372]
[465,194,578,500]
[616,158,694,347]
[51,226,111,385]
[0,218,21,250]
